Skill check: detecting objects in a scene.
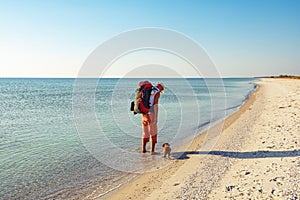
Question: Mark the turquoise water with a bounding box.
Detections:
[0,78,256,199]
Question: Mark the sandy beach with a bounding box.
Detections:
[102,78,299,200]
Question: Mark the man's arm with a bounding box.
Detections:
[152,93,160,124]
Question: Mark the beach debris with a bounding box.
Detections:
[226,185,235,192]
[245,171,251,175]
[173,183,180,186]
[271,189,275,195]
[267,145,275,149]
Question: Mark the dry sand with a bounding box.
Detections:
[102,78,300,200]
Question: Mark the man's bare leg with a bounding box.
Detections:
[142,138,148,153]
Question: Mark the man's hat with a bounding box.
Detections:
[156,83,164,94]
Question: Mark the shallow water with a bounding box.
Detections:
[0,78,256,199]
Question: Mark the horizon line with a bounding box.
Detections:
[0,76,259,79]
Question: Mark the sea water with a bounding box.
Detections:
[0,78,257,199]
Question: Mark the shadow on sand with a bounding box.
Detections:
[172,149,300,160]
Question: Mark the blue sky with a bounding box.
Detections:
[0,0,299,77]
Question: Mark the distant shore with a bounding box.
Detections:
[256,75,300,79]
[96,78,299,200]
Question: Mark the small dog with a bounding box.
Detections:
[162,143,171,159]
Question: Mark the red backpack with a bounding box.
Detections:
[130,81,153,114]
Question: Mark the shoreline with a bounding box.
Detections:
[93,78,299,199]
[98,81,260,199]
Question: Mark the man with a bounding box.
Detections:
[141,83,164,154]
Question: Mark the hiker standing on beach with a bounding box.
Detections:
[141,83,164,154]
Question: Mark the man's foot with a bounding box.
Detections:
[150,151,155,155]
[142,149,146,153]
